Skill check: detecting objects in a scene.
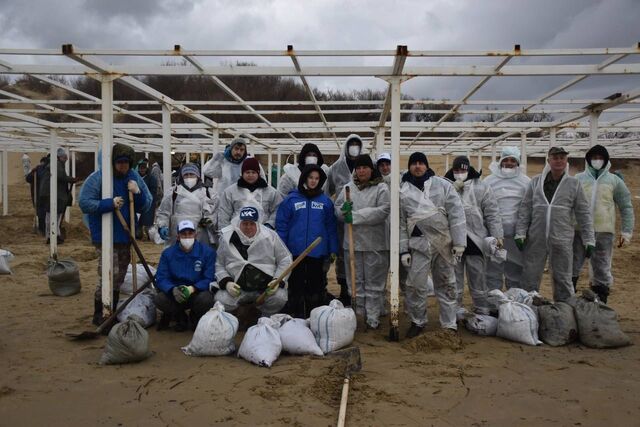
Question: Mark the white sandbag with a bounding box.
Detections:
[504,288,530,304]
[182,301,239,356]
[238,317,282,367]
[0,249,14,275]
[464,314,498,336]
[497,301,542,346]
[99,316,152,365]
[310,299,357,354]
[271,314,323,356]
[117,289,157,328]
[120,264,157,295]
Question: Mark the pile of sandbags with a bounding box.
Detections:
[182,302,239,357]
[0,249,14,275]
[570,289,631,349]
[99,316,152,365]
[310,299,357,354]
[47,258,81,297]
[119,264,157,295]
[488,289,541,346]
[271,314,323,356]
[238,317,282,367]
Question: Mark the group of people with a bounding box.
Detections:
[75,134,633,339]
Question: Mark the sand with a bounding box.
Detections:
[0,159,639,426]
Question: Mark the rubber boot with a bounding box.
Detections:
[92,299,103,326]
[156,312,171,331]
[591,284,609,304]
[572,276,579,292]
[174,311,189,332]
[406,322,424,339]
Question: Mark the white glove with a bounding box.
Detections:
[113,196,124,208]
[452,245,465,262]
[401,253,412,268]
[127,180,140,194]
[225,282,241,298]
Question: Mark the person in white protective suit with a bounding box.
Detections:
[202,136,265,195]
[572,144,634,303]
[218,157,282,230]
[515,147,595,302]
[156,163,218,247]
[399,152,467,338]
[444,156,503,316]
[214,206,292,317]
[483,146,531,293]
[277,143,330,198]
[334,154,390,329]
[326,134,364,305]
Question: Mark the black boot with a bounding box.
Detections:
[157,312,171,331]
[338,278,350,306]
[572,276,579,292]
[591,285,610,304]
[112,291,120,312]
[92,299,104,326]
[174,311,188,332]
[406,322,424,339]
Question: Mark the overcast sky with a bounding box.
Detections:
[1,0,639,102]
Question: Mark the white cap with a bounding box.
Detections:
[177,220,195,232]
[377,152,391,163]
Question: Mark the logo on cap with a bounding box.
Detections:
[239,206,259,222]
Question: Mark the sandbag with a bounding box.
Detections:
[238,317,282,367]
[99,316,152,365]
[117,289,157,328]
[182,302,239,357]
[537,302,577,346]
[497,301,542,346]
[310,299,357,354]
[47,258,81,296]
[120,264,157,295]
[572,290,632,349]
[271,314,323,356]
[0,249,14,275]
[464,314,498,336]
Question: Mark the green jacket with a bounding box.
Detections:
[575,162,634,235]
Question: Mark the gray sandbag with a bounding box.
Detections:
[47,258,81,296]
[0,249,14,275]
[537,302,578,346]
[572,290,632,349]
[99,316,152,365]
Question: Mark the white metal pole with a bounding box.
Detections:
[550,127,557,150]
[445,154,450,171]
[520,132,528,175]
[1,151,7,216]
[101,78,114,314]
[212,128,220,155]
[162,105,172,193]
[94,148,99,171]
[267,149,273,186]
[64,148,71,223]
[49,130,58,257]
[389,77,402,340]
[71,150,77,206]
[185,152,191,165]
[589,112,600,148]
[200,152,205,170]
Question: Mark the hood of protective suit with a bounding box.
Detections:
[498,146,521,165]
[342,134,363,170]
[297,143,324,170]
[488,161,524,179]
[585,144,610,169]
[298,164,327,195]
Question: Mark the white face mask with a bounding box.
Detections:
[305,155,318,165]
[453,172,468,182]
[348,145,360,157]
[180,238,195,251]
[501,167,517,177]
[591,159,604,170]
[183,177,198,189]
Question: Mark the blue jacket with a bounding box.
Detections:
[276,189,339,258]
[156,240,216,294]
[78,168,152,244]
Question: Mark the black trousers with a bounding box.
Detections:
[154,290,215,325]
[287,257,329,318]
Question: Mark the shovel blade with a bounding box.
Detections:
[65,331,100,341]
[330,347,362,374]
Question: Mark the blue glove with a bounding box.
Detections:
[159,226,169,241]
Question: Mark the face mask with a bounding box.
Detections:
[591,159,604,170]
[453,172,468,182]
[348,146,360,157]
[180,238,195,251]
[305,155,318,165]
[501,167,517,177]
[183,177,197,189]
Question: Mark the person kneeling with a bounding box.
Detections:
[155,220,217,331]
[214,207,293,318]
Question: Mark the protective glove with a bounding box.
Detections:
[401,252,412,268]
[158,226,169,241]
[618,233,631,248]
[496,238,504,249]
[340,201,353,215]
[330,253,337,263]
[127,180,140,194]
[226,282,241,298]
[585,244,596,258]
[113,196,125,209]
[264,280,280,298]
[515,237,526,251]
[172,285,195,303]
[452,246,465,263]
[198,217,213,227]
[344,211,353,224]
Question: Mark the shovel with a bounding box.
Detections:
[65,207,157,340]
[332,347,362,427]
